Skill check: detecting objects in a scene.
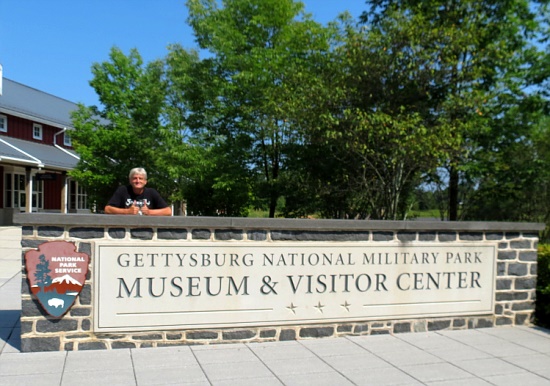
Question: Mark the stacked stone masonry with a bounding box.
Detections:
[17,216,541,352]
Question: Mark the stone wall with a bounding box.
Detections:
[15,213,543,352]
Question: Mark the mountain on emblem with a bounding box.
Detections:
[43,274,83,297]
[25,241,89,318]
[52,274,82,286]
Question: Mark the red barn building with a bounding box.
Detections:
[0,76,89,225]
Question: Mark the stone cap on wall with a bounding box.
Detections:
[13,213,546,233]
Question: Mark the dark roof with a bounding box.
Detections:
[0,136,79,170]
[0,78,78,128]
[0,77,83,171]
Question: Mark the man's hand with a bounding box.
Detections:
[140,203,151,215]
[128,201,141,215]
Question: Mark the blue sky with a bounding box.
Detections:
[1,0,367,107]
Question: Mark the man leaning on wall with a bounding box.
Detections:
[104,168,172,216]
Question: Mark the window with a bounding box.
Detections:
[64,131,72,146]
[69,180,88,210]
[33,123,43,140]
[3,173,43,210]
[0,114,6,132]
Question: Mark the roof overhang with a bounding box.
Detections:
[0,137,79,171]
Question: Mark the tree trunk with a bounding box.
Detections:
[268,192,277,218]
[449,165,459,221]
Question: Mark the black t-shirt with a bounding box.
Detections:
[107,185,169,209]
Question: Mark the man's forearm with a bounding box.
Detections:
[148,207,172,216]
[104,205,133,215]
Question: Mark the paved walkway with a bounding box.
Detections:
[1,226,550,385]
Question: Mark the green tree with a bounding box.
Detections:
[70,47,170,208]
[289,12,454,220]
[361,0,549,220]
[186,0,336,217]
[163,44,253,216]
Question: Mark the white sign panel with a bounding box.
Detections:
[94,242,496,332]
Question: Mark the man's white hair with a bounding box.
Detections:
[129,167,147,180]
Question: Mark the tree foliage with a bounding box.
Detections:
[70,47,170,208]
[361,0,550,220]
[186,0,337,217]
[69,0,550,230]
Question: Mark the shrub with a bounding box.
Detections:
[535,244,550,329]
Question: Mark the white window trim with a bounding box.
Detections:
[0,114,7,132]
[3,172,43,210]
[69,179,88,210]
[64,131,72,146]
[33,123,43,140]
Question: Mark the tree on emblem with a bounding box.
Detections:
[34,254,52,291]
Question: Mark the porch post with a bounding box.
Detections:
[61,172,68,213]
[25,167,32,213]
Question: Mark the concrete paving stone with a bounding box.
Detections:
[1,326,18,353]
[0,287,22,297]
[498,338,550,355]
[425,345,493,362]
[212,375,283,386]
[0,310,20,328]
[64,348,132,372]
[482,327,550,353]
[482,371,550,386]
[502,353,550,373]
[345,366,424,386]
[0,371,63,386]
[299,337,370,357]
[473,342,538,358]
[131,346,198,369]
[0,328,10,341]
[483,326,541,339]
[454,357,526,377]
[159,382,209,386]
[1,343,20,354]
[191,342,247,351]
[0,281,21,292]
[0,260,21,274]
[401,362,484,383]
[535,368,550,379]
[0,351,66,376]
[396,331,466,351]
[347,334,415,354]
[133,362,209,385]
[320,352,392,372]
[438,329,499,345]
[425,378,492,386]
[248,341,316,361]
[61,368,136,386]
[0,298,19,307]
[4,329,20,353]
[518,326,550,338]
[0,299,21,311]
[200,359,274,381]
[276,370,355,386]
[191,344,259,364]
[376,347,444,367]
[0,277,21,289]
[260,356,335,375]
[0,294,22,310]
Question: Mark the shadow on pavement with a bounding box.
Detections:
[0,309,21,351]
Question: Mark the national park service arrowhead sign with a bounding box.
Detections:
[25,241,89,317]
